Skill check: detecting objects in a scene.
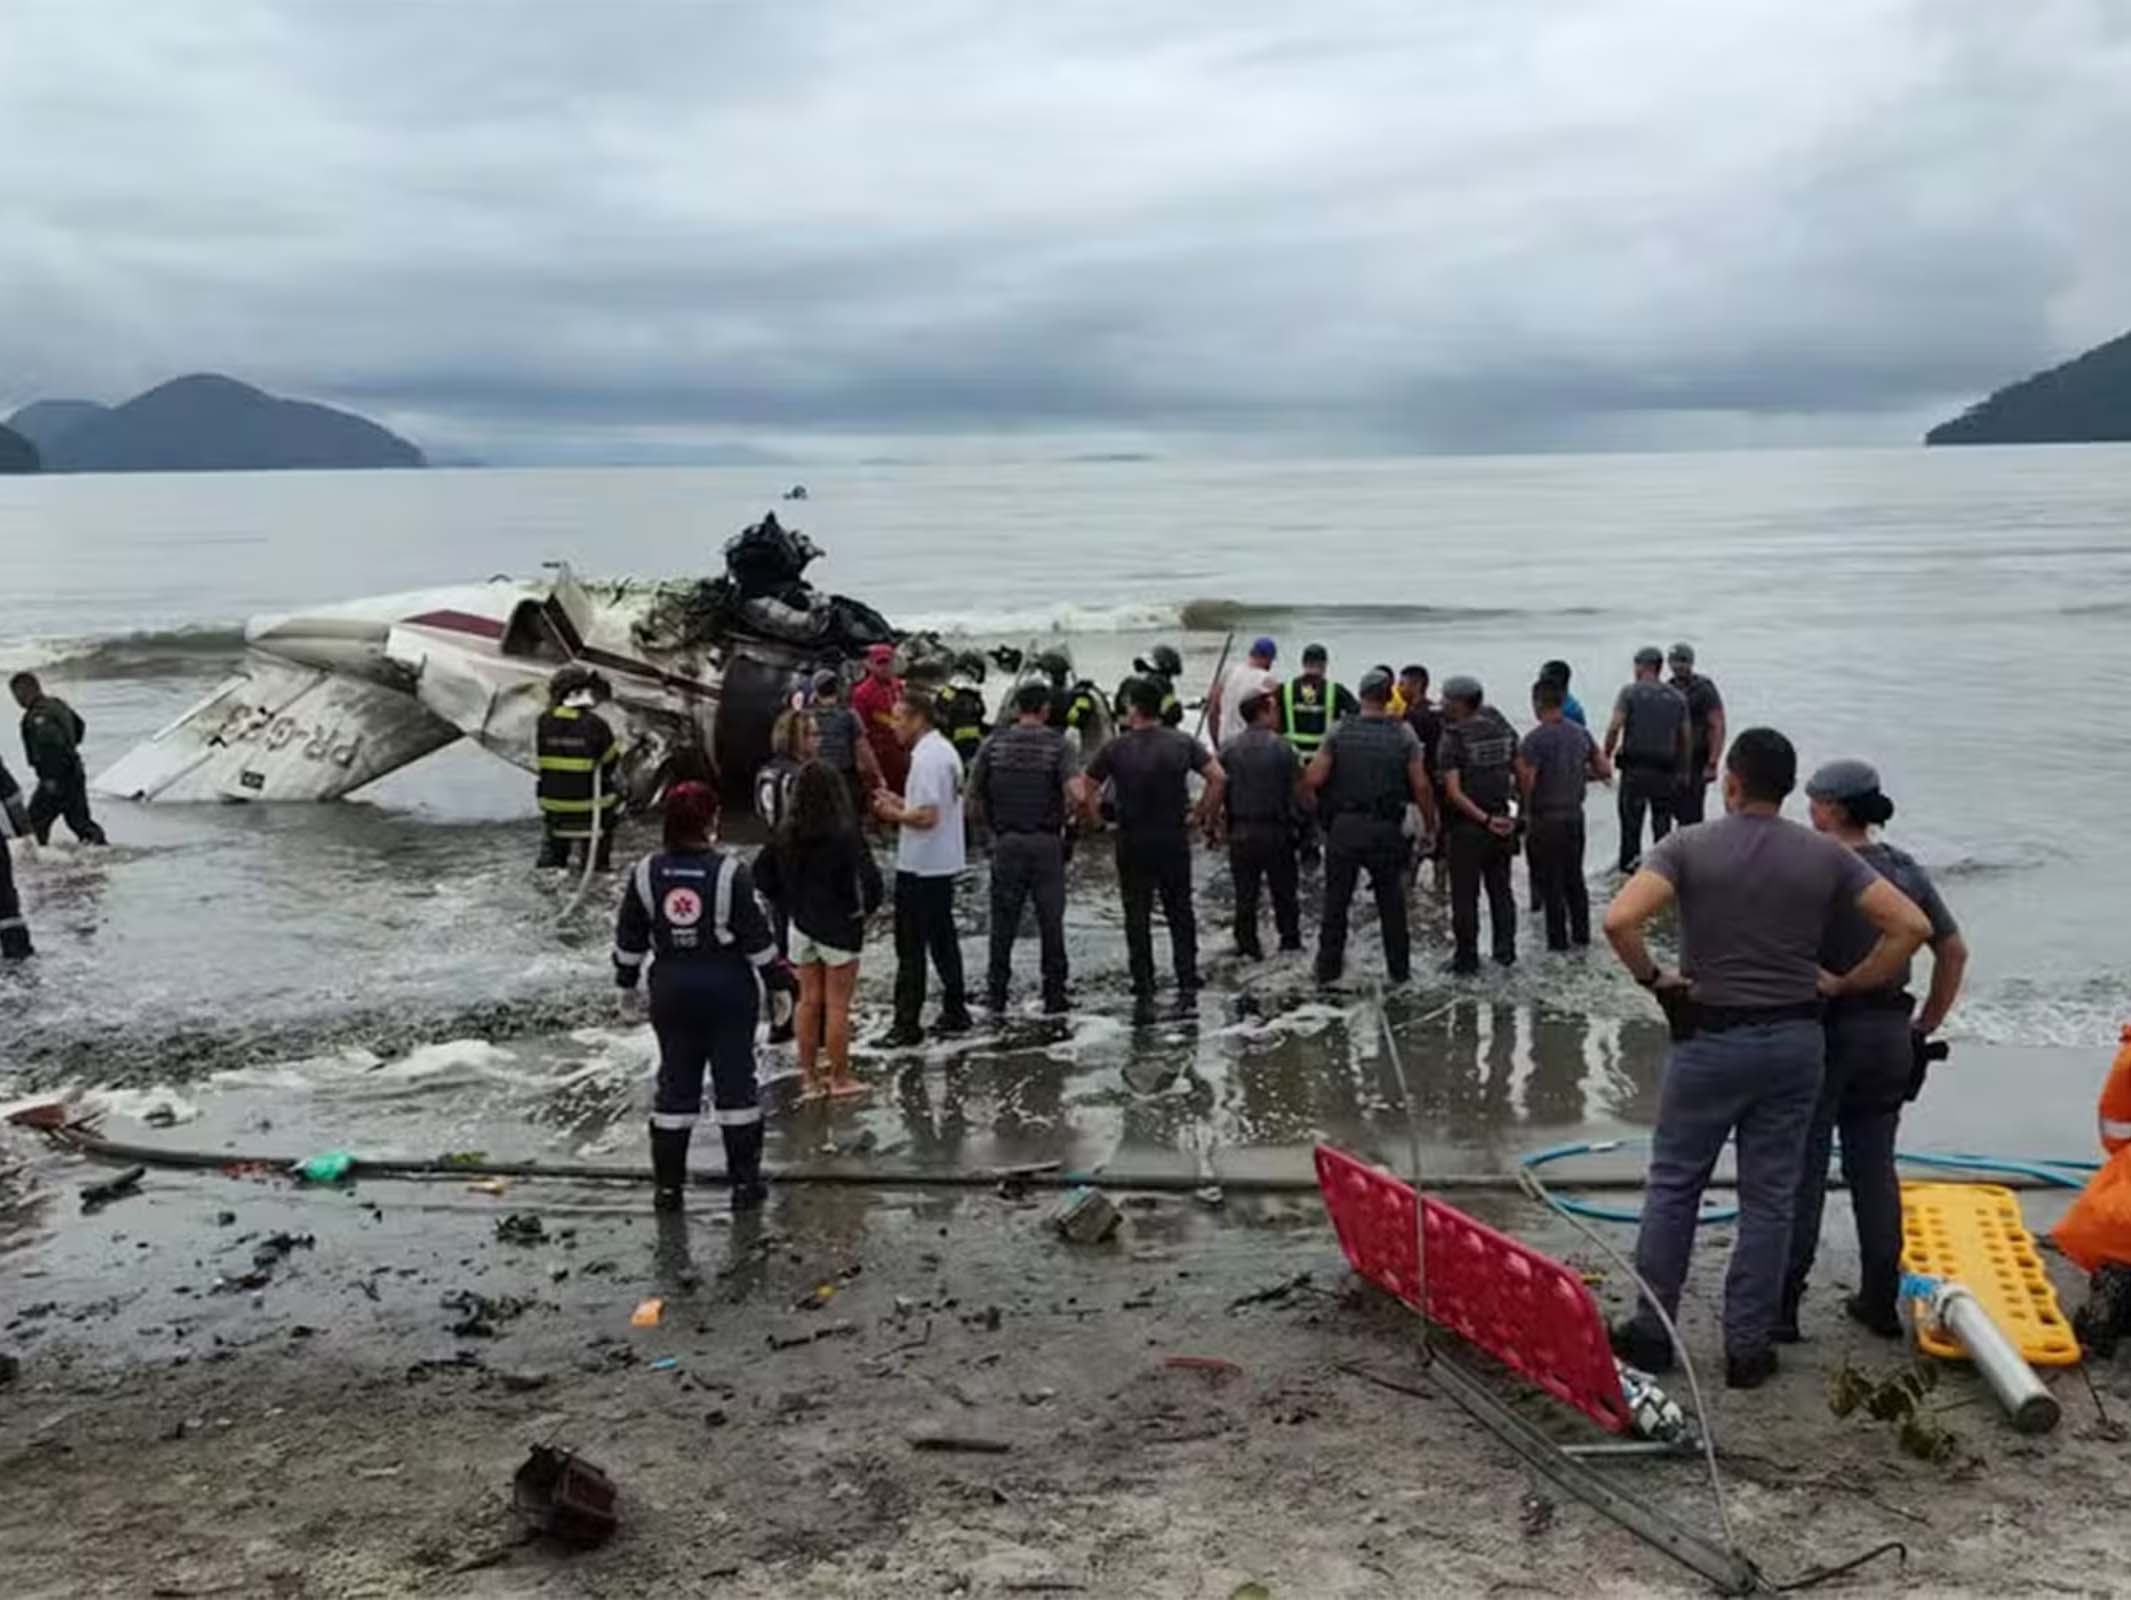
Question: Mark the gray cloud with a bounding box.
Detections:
[4,0,2127,459]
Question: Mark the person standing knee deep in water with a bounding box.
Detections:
[614,782,797,1213]
[1780,759,1967,1341]
[10,672,106,847]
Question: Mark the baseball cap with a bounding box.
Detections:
[865,643,896,664]
[1668,642,1696,665]
[1357,668,1395,703]
[1634,646,1663,667]
[811,669,840,696]
[1441,674,1483,703]
[1806,758,1880,801]
[1302,642,1328,665]
[1251,636,1278,661]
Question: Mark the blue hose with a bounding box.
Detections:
[1519,1138,2095,1226]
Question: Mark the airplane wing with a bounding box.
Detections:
[93,651,461,803]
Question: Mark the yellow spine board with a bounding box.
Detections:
[1899,1181,2081,1367]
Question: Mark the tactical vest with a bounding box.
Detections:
[1282,676,1336,753]
[537,706,622,838]
[943,686,988,765]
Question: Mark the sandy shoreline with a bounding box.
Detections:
[4,1131,2126,1599]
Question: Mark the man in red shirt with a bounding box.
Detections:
[850,644,908,795]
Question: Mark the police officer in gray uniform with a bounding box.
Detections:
[1304,668,1435,985]
[1603,728,1931,1389]
[1781,759,1968,1341]
[1218,688,1304,959]
[1604,647,1689,873]
[970,681,1079,1015]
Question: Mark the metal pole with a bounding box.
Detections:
[1922,1279,2062,1434]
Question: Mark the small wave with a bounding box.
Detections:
[900,596,1601,639]
[8,623,246,681]
[2061,601,2131,618]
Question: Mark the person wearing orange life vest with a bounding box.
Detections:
[2062,1027,2131,1354]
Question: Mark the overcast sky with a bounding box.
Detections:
[4,0,2127,461]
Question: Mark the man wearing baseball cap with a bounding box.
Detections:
[1209,637,1280,748]
[1667,643,1726,826]
[850,643,908,796]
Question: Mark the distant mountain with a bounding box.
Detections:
[7,399,110,457]
[9,374,424,472]
[0,423,38,474]
[1926,331,2131,446]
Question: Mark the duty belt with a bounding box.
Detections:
[1825,989,1916,1017]
[1688,1000,1824,1033]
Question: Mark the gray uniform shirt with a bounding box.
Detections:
[1320,714,1421,823]
[1613,679,1689,770]
[811,705,864,775]
[1520,719,1596,816]
[1823,840,1957,995]
[1643,812,1880,1008]
[1438,706,1518,814]
[970,722,1077,834]
[1219,726,1300,825]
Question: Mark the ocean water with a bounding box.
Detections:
[3,447,2129,1169]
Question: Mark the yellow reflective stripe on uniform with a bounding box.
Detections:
[539,795,621,813]
[551,705,580,720]
[539,755,598,773]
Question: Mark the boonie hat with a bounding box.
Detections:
[1441,674,1483,703]
[1251,636,1278,661]
[1806,758,1881,802]
[1634,646,1663,667]
[1668,642,1696,664]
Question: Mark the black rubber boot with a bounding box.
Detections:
[722,1120,767,1212]
[0,925,31,961]
[649,1122,691,1212]
[1608,1318,1676,1375]
[2074,1265,2131,1358]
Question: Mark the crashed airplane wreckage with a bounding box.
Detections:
[95,516,907,818]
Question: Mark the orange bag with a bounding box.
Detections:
[2053,1147,2131,1273]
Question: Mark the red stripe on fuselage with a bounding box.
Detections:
[403,609,507,639]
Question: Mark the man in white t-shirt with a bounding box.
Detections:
[873,688,971,1047]
[1208,636,1280,747]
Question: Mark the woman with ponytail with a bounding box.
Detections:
[1781,759,1969,1341]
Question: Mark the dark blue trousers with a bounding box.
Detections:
[1629,1019,1824,1359]
[1785,1006,1913,1325]
[649,960,761,1131]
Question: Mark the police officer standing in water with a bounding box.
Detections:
[1668,643,1726,825]
[613,781,798,1214]
[1437,675,1521,975]
[536,666,623,871]
[1304,668,1435,986]
[1605,647,1689,873]
[1215,689,1304,960]
[10,672,106,846]
[970,680,1078,1015]
[1603,728,1931,1388]
[1080,676,1224,1021]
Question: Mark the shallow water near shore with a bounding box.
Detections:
[4,445,2128,1183]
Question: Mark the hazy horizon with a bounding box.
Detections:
[6,1,2128,465]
